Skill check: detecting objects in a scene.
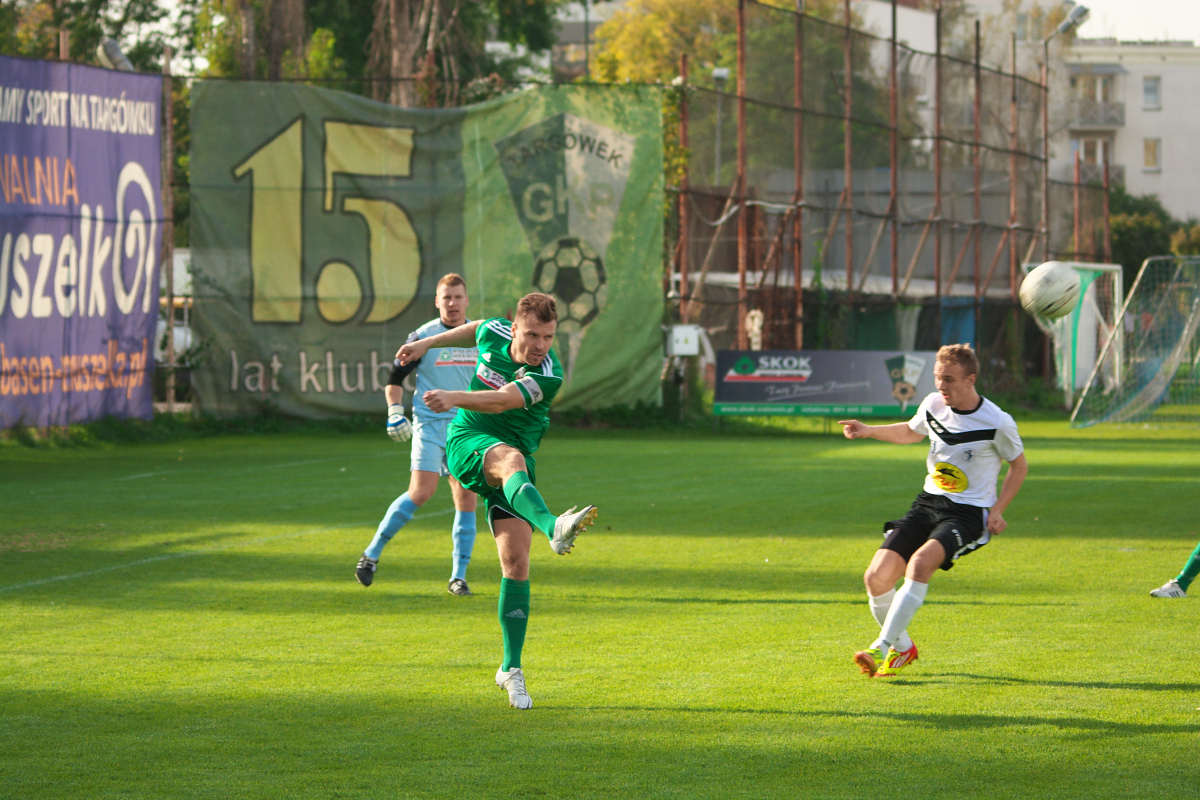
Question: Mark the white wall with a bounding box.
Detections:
[1057,41,1200,220]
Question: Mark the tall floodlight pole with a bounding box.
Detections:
[889,0,898,297]
[843,0,853,296]
[713,67,729,185]
[934,3,943,304]
[680,54,690,322]
[1042,4,1091,261]
[736,0,748,350]
[795,0,805,346]
[163,46,175,414]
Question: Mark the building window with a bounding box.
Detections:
[1144,138,1162,171]
[1073,74,1113,103]
[1143,76,1161,110]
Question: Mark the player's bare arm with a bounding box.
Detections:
[986,453,1028,535]
[424,382,525,415]
[839,419,925,444]
[397,320,482,364]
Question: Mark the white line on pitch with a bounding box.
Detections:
[0,507,458,595]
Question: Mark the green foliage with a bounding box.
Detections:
[2,427,1200,797]
[1170,224,1200,257]
[0,0,169,69]
[1111,212,1172,289]
[1108,184,1174,226]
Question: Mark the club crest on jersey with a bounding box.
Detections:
[931,462,968,493]
[477,363,507,389]
[514,366,528,379]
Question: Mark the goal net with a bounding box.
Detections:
[1071,256,1200,427]
[1023,262,1124,410]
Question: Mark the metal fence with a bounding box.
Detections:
[671,0,1111,359]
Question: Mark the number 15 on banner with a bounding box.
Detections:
[232,117,420,324]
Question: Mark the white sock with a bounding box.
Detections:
[869,588,912,651]
[879,579,928,651]
[868,588,895,627]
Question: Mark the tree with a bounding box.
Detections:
[0,0,170,70]
[1108,184,1186,287]
[365,0,558,107]
[183,0,558,106]
[1170,224,1200,257]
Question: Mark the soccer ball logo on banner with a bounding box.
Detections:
[496,113,635,384]
[532,238,608,334]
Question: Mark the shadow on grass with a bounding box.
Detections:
[913,671,1200,693]
[565,704,1198,737]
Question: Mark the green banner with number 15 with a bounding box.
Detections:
[189,82,663,417]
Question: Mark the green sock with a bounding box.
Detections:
[499,577,530,671]
[1175,540,1200,592]
[502,472,558,538]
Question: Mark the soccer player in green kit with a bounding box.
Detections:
[396,292,598,710]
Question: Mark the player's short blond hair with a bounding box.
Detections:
[516,292,557,324]
[936,344,980,377]
[436,273,466,292]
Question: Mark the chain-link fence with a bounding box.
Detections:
[671,0,1110,391]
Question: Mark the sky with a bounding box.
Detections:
[1073,0,1200,44]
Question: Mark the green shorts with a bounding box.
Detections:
[446,425,538,534]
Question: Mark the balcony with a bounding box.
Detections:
[1070,99,1125,128]
[1078,162,1125,185]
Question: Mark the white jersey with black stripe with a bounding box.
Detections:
[907,392,1023,508]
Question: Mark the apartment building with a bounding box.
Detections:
[1055,38,1200,219]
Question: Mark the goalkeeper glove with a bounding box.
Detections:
[386,404,412,443]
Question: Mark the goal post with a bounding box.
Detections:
[1022,261,1124,410]
[1070,255,1200,427]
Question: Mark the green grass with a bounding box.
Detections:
[2,423,1199,799]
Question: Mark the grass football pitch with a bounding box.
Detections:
[2,422,1198,798]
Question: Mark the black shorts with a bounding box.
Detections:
[880,492,990,571]
[487,504,518,536]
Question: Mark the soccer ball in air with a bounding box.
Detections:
[531,237,608,333]
[1020,261,1081,319]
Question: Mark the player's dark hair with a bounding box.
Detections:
[517,292,557,324]
[937,344,979,376]
[436,272,466,291]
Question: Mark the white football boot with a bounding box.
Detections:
[1149,579,1187,598]
[496,666,533,709]
[549,505,598,555]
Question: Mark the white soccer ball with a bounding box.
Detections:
[1020,261,1081,319]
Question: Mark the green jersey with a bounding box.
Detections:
[451,318,564,455]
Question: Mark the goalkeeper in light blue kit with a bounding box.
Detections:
[356,274,481,596]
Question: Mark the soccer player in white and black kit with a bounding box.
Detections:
[839,344,1028,678]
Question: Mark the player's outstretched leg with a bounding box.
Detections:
[496,576,532,709]
[1152,541,1200,598]
[500,471,596,554]
[356,493,420,586]
[448,509,477,596]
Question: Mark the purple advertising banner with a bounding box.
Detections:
[0,55,162,428]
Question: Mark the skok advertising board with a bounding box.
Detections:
[189,83,663,417]
[0,55,163,429]
[714,350,939,417]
